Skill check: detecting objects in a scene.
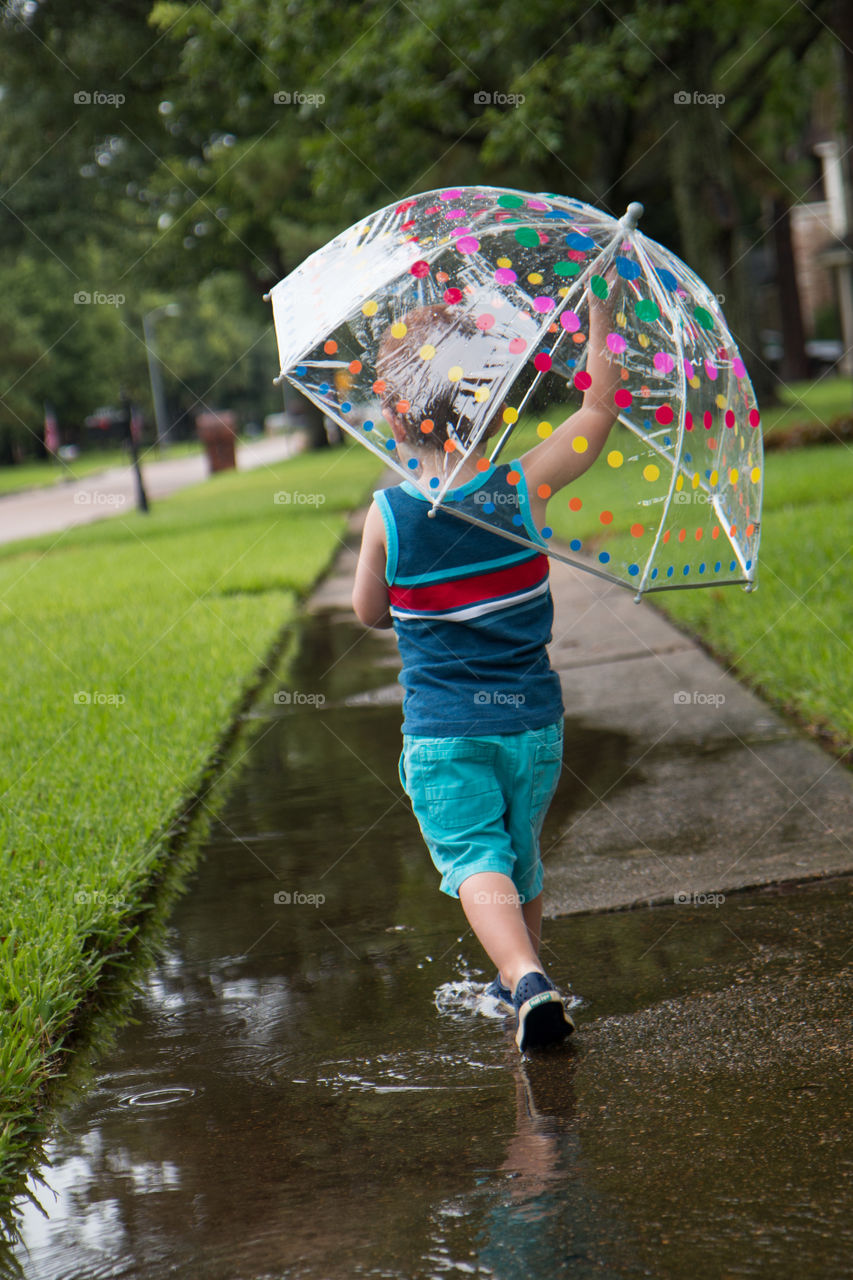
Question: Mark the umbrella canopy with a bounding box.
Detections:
[268,186,762,599]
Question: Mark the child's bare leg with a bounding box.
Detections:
[521,893,543,956]
[458,872,545,994]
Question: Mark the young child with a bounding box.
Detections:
[352,283,620,1051]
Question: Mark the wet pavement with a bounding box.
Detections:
[312,512,853,913]
[6,611,853,1280]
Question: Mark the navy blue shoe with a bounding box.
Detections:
[484,974,513,1009]
[513,971,574,1051]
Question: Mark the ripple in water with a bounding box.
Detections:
[117,1086,197,1109]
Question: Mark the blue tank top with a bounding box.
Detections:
[374,461,565,736]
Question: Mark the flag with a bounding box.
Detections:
[130,403,144,445]
[44,402,60,455]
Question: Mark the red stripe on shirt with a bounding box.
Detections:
[388,553,548,613]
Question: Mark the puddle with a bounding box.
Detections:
[5,613,852,1279]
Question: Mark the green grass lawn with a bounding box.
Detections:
[651,444,852,751]
[0,441,381,1198]
[0,440,205,496]
[760,375,852,439]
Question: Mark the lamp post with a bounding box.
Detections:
[119,390,149,514]
[143,302,180,450]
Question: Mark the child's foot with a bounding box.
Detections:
[484,973,513,1009]
[513,971,574,1051]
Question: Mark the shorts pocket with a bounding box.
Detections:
[404,738,504,832]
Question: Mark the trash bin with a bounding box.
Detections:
[195,410,238,473]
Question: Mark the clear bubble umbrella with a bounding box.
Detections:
[267,186,762,599]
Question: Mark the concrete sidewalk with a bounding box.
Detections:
[0,434,302,546]
[310,507,853,916]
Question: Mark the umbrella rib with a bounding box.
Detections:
[743,425,764,592]
[712,492,752,581]
[486,225,627,470]
[629,229,687,601]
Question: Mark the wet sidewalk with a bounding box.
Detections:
[313,508,853,914]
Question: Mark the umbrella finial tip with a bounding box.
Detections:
[620,202,644,231]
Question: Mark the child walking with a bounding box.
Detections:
[352,283,619,1051]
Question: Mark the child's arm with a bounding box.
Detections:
[352,500,393,629]
[520,280,621,497]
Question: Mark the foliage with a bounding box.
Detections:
[0,243,278,457]
[0,0,841,460]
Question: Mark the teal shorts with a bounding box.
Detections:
[398,720,563,900]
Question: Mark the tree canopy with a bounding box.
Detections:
[0,0,843,458]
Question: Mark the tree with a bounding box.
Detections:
[0,282,44,463]
[0,244,143,457]
[0,0,842,457]
[0,0,186,260]
[142,0,836,399]
[150,271,282,429]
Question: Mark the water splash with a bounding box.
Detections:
[433,979,507,1021]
